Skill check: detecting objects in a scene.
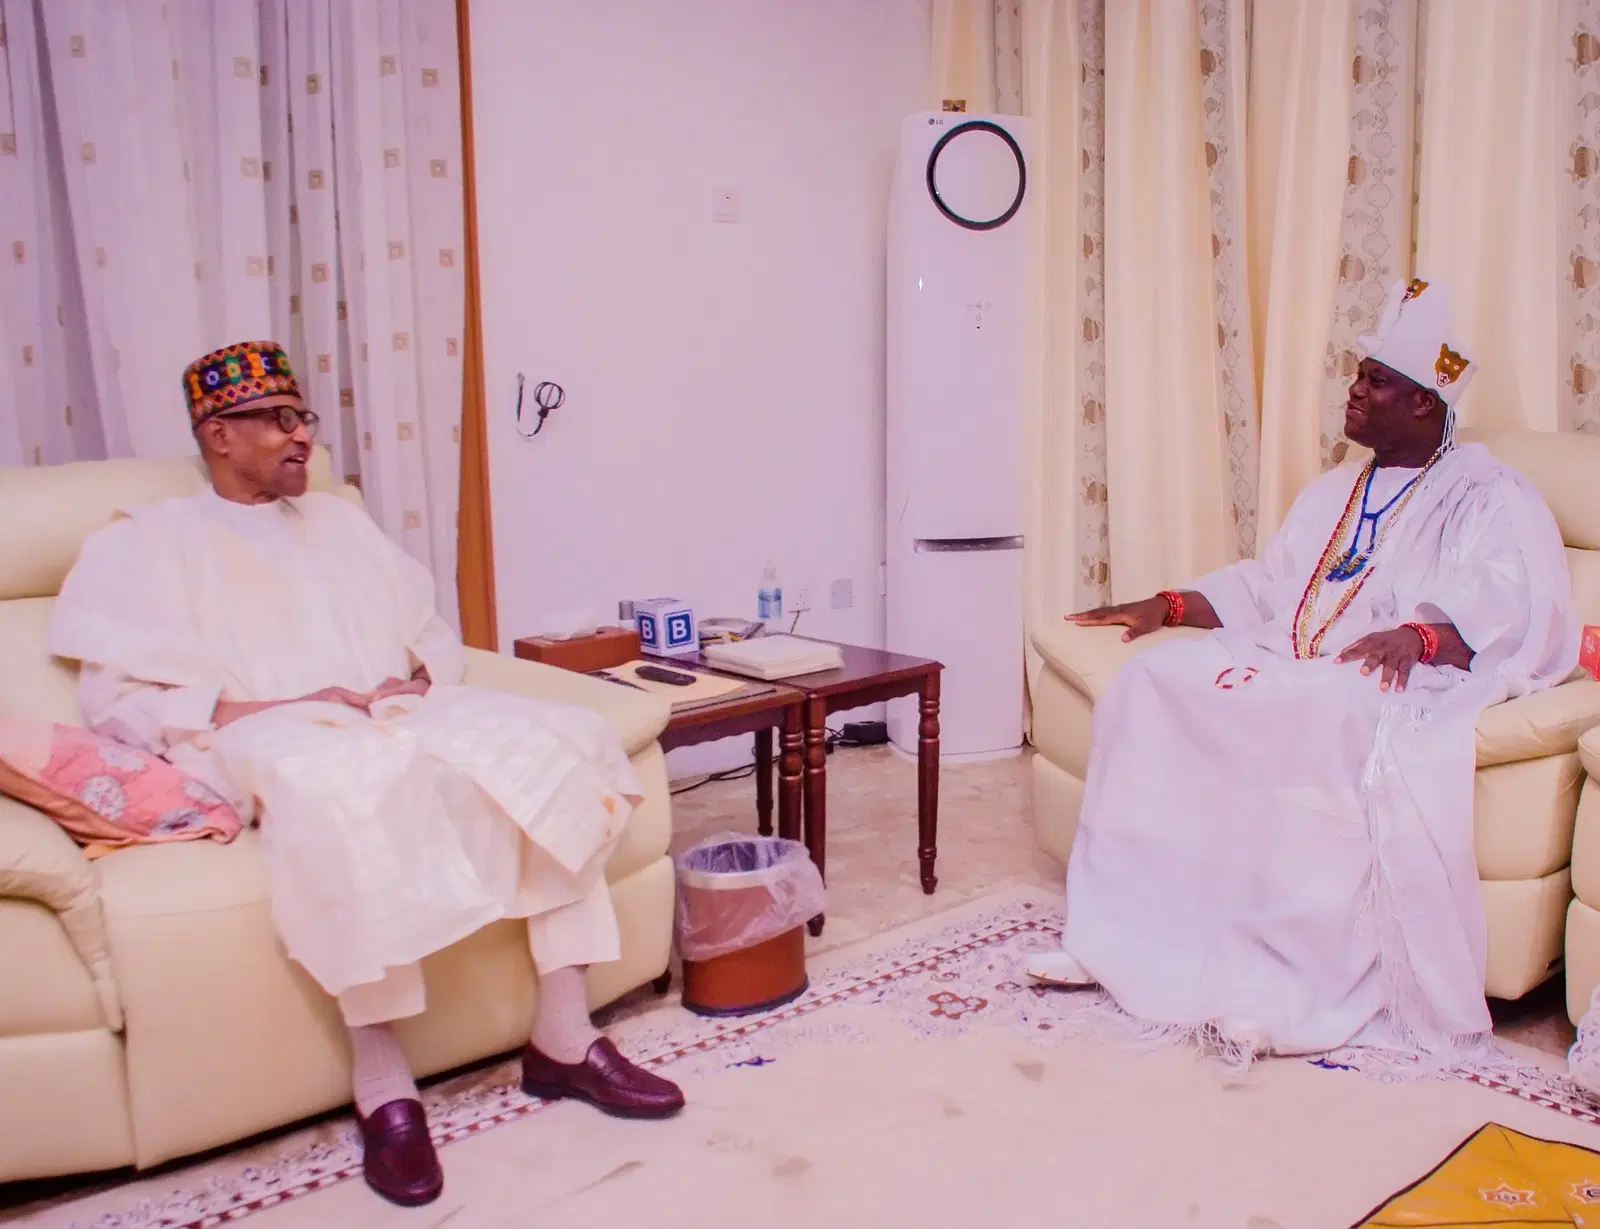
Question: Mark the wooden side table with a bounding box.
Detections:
[773,644,944,909]
[694,641,943,936]
[659,685,807,845]
[514,631,808,845]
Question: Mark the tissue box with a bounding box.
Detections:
[514,627,641,672]
[1583,625,1600,681]
[636,598,698,658]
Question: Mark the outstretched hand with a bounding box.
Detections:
[1066,596,1170,643]
[1335,628,1427,693]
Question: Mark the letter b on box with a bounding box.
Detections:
[637,598,698,658]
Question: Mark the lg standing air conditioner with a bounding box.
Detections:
[885,112,1028,758]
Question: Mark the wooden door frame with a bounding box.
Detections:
[455,0,498,650]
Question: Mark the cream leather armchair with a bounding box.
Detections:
[1029,427,1600,1005]
[0,451,677,1183]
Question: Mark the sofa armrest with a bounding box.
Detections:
[461,647,671,757]
[1029,622,1600,770]
[1582,725,1600,780]
[1030,621,1208,704]
[0,793,122,1029]
[1474,677,1600,768]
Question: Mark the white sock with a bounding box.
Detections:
[349,1023,420,1117]
[529,965,603,1063]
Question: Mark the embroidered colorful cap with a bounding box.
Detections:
[183,340,302,428]
[1357,277,1475,407]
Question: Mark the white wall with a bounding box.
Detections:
[469,0,930,774]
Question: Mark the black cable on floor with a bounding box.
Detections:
[670,760,757,796]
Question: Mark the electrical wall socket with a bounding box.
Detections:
[830,578,853,609]
[791,585,814,613]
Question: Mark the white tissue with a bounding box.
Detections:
[538,606,603,640]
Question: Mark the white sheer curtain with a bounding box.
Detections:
[1248,0,1358,540]
[1416,0,1567,434]
[943,0,1600,625]
[954,1,1261,613]
[931,0,997,112]
[1101,0,1240,600]
[0,0,464,628]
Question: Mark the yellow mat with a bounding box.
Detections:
[606,660,746,705]
[1354,1124,1600,1226]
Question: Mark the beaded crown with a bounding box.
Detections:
[1357,277,1474,408]
[183,341,301,428]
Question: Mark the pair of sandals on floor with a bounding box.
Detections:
[1026,951,1274,1060]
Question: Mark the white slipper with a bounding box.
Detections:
[1026,951,1096,988]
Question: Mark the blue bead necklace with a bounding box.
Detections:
[1323,465,1425,582]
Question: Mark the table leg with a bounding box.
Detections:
[918,671,941,894]
[777,708,803,844]
[804,695,828,936]
[754,728,774,837]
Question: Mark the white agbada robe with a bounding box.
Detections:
[50,489,643,1025]
[1062,443,1576,1064]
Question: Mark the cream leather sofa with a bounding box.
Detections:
[0,451,677,1183]
[1030,427,1600,1004]
[1565,727,1600,1023]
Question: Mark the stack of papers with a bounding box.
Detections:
[700,635,844,680]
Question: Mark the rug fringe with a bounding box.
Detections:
[1022,986,1551,1088]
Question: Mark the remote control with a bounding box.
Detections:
[635,664,698,687]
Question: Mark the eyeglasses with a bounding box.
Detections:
[214,405,320,437]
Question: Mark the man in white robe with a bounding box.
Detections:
[49,341,683,1208]
[1027,280,1578,1067]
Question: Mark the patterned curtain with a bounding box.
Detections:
[1074,0,1111,606]
[963,0,1597,624]
[984,0,1259,609]
[1574,0,1600,434]
[1322,0,1419,467]
[0,0,465,628]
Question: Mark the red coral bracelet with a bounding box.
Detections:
[1158,591,1185,628]
[1402,621,1439,664]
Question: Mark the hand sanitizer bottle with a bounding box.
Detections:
[758,562,783,624]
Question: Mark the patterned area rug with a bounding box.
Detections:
[19,887,1600,1229]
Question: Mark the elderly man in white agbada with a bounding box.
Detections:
[49,341,683,1209]
[1027,279,1578,1070]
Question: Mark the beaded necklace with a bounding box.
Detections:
[1290,446,1447,660]
[1324,464,1426,581]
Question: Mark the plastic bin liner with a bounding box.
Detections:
[673,833,826,962]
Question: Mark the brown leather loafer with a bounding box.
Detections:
[521,1038,685,1119]
[356,1098,443,1207]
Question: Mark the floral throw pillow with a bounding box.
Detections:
[0,718,242,857]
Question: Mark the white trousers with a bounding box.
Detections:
[337,853,624,1027]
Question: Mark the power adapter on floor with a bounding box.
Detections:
[838,720,889,746]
